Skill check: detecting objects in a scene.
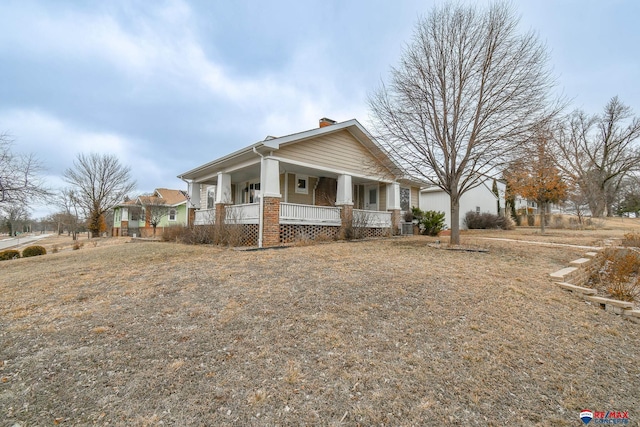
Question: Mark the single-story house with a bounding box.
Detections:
[112,188,189,237]
[178,118,425,247]
[420,178,506,229]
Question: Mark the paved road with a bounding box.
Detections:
[0,234,52,251]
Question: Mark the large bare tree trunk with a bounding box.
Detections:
[450,195,460,245]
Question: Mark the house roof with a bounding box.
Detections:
[177,119,424,186]
[420,176,504,195]
[114,188,188,208]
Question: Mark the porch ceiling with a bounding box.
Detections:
[195,160,390,186]
[247,161,384,185]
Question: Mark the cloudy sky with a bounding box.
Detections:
[1,0,638,218]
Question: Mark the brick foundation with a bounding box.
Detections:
[188,208,196,227]
[262,197,281,247]
[389,209,401,236]
[215,203,226,226]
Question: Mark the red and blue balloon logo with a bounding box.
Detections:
[580,409,593,425]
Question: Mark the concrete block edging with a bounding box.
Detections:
[550,250,639,324]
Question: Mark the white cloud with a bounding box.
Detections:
[0,109,130,164]
[0,108,181,217]
[1,0,366,133]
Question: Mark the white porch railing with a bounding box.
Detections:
[280,203,341,226]
[194,208,216,225]
[195,204,391,228]
[226,203,259,224]
[353,209,392,228]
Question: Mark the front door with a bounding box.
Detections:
[365,184,378,211]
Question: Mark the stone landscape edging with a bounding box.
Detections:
[550,250,640,324]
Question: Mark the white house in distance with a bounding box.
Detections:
[420,178,506,229]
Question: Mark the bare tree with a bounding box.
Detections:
[141,197,169,237]
[55,188,83,239]
[1,203,30,236]
[369,2,557,244]
[0,133,48,205]
[554,97,640,217]
[63,153,136,237]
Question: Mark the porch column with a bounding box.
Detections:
[186,181,201,227]
[260,157,281,247]
[336,174,353,206]
[336,174,354,238]
[214,173,233,226]
[215,173,232,204]
[188,181,201,208]
[386,182,401,236]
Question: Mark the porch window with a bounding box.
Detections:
[169,209,177,221]
[400,187,410,212]
[295,175,308,194]
[369,188,377,204]
[207,187,215,209]
[248,182,261,203]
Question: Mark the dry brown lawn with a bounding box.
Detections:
[2,220,640,426]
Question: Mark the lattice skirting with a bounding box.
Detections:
[359,227,391,239]
[280,224,341,244]
[186,224,388,246]
[240,224,259,246]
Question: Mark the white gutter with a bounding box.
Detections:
[252,147,264,248]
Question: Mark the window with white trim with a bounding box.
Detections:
[248,182,261,203]
[400,187,410,212]
[169,209,177,221]
[207,187,215,209]
[295,175,308,194]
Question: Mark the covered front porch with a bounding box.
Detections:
[186,155,401,247]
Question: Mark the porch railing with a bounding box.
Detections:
[280,203,341,226]
[195,204,391,228]
[194,208,216,225]
[226,203,259,224]
[353,209,392,228]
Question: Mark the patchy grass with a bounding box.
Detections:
[1,225,640,426]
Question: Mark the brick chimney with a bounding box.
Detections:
[319,117,337,128]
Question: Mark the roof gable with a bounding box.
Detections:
[178,119,409,182]
[276,129,396,180]
[115,188,187,209]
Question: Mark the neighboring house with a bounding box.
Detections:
[112,188,188,237]
[419,178,506,230]
[513,196,538,214]
[178,118,424,247]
